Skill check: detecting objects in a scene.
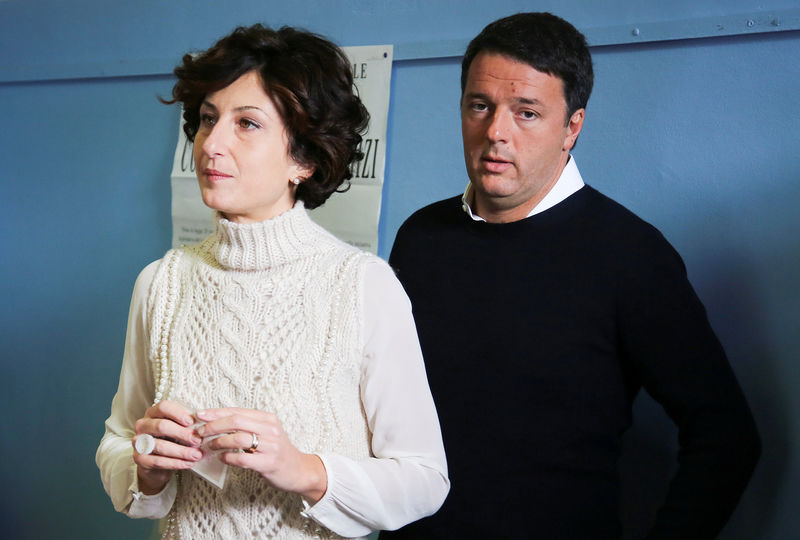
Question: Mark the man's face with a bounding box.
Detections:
[461,52,584,223]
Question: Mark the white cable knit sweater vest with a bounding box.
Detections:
[147,205,372,539]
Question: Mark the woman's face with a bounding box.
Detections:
[193,70,311,223]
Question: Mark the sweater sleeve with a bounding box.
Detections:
[95,260,177,519]
[618,230,760,539]
[300,259,450,536]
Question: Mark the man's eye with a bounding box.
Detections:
[471,103,488,112]
[520,110,537,119]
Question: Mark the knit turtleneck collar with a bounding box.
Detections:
[212,202,338,271]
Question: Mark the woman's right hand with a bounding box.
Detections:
[132,400,203,494]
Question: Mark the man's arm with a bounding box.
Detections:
[619,228,760,539]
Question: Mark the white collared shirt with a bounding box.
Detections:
[461,155,585,221]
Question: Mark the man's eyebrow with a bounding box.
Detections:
[463,91,490,102]
[462,92,544,107]
[515,97,544,106]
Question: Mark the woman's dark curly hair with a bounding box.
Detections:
[163,24,370,209]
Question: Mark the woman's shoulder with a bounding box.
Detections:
[337,243,391,276]
[132,257,168,292]
[360,255,405,298]
[139,256,162,277]
[313,235,396,288]
[131,242,204,299]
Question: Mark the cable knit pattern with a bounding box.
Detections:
[147,203,373,539]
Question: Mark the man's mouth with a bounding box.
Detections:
[481,155,512,173]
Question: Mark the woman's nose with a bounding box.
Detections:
[201,123,228,157]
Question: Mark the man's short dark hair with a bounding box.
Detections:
[461,12,594,120]
[163,24,369,209]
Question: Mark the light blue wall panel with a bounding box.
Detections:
[1,1,798,538]
[0,75,177,538]
[2,0,799,81]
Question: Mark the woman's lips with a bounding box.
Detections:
[204,168,232,182]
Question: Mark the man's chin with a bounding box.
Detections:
[472,175,518,198]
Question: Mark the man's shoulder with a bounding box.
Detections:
[402,195,463,225]
[390,195,464,268]
[580,185,640,220]
[578,186,679,267]
[579,185,662,238]
[395,195,464,238]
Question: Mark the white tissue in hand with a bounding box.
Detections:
[191,421,228,489]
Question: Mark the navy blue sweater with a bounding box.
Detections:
[382,186,759,539]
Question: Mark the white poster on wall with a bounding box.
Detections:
[169,44,393,253]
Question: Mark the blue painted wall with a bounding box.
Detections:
[1,1,798,538]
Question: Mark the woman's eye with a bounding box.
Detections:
[239,118,260,130]
[200,113,216,127]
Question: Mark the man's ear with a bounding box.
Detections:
[563,108,585,151]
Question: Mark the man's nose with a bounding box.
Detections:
[487,110,511,143]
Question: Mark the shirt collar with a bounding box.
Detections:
[461,155,585,222]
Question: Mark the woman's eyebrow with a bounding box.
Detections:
[200,101,266,115]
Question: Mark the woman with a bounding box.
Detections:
[96,24,448,539]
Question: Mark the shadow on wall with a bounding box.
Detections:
[704,253,792,539]
[617,253,789,539]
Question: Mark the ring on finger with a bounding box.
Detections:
[135,434,156,456]
[244,431,259,454]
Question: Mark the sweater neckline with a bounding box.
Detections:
[462,185,593,233]
[212,202,338,271]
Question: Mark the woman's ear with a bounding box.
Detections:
[290,162,315,184]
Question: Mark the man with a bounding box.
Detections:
[382,12,760,539]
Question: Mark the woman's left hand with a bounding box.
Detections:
[194,408,327,503]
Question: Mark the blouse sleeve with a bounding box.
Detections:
[302,258,450,536]
[95,260,178,519]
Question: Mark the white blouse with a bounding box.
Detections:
[96,257,449,538]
